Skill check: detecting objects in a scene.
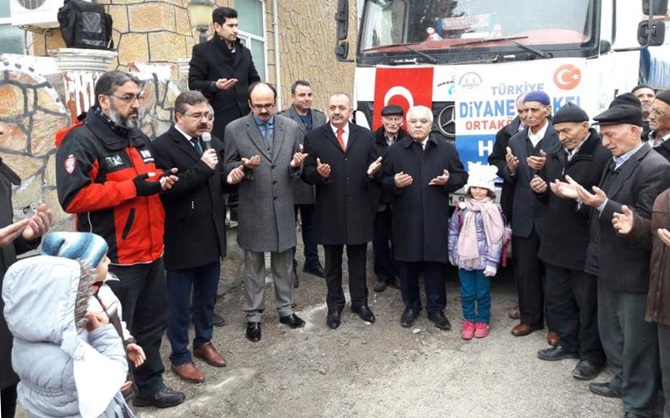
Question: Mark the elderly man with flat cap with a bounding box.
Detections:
[529,103,610,380]
[371,104,407,292]
[553,102,670,417]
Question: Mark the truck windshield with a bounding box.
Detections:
[360,0,594,61]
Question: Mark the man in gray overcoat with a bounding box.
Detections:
[224,82,307,342]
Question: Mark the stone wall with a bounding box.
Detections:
[0,54,182,229]
[272,0,357,111]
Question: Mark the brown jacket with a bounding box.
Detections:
[627,188,670,326]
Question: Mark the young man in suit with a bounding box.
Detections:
[556,102,670,417]
[152,91,229,384]
[223,82,307,343]
[278,80,328,286]
[302,93,382,329]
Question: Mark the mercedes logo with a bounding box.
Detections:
[438,104,455,139]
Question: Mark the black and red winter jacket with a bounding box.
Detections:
[55,109,165,265]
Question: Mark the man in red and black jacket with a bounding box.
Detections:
[55,71,184,409]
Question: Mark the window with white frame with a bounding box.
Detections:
[235,0,267,81]
[0,0,28,54]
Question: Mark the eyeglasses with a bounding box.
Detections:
[251,103,275,110]
[650,108,667,117]
[110,93,144,104]
[407,118,431,125]
[184,112,213,121]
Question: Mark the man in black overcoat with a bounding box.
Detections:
[381,105,467,329]
[302,93,382,330]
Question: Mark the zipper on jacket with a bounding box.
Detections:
[121,208,136,240]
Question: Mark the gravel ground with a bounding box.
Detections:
[15,227,625,418]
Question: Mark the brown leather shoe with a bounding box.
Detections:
[511,323,540,337]
[194,341,227,368]
[508,304,520,320]
[547,331,560,346]
[171,361,204,383]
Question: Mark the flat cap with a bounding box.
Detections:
[593,104,643,127]
[631,84,654,94]
[655,89,670,106]
[552,102,589,124]
[609,93,641,109]
[381,104,404,117]
[523,91,550,106]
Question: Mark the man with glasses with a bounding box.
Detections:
[380,105,467,329]
[371,104,407,292]
[648,90,670,162]
[278,80,328,286]
[55,71,185,409]
[151,91,229,384]
[223,82,307,343]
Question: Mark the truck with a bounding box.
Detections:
[335,0,670,171]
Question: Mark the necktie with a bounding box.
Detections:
[191,137,203,156]
[337,128,345,151]
[263,124,272,153]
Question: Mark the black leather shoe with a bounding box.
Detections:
[326,310,341,329]
[303,263,325,278]
[246,322,261,342]
[352,305,376,323]
[537,345,580,361]
[279,313,305,328]
[134,386,186,408]
[212,312,226,327]
[373,280,388,292]
[400,308,419,328]
[572,360,604,380]
[589,382,622,398]
[388,276,401,289]
[427,311,451,330]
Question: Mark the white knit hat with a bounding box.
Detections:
[464,162,498,194]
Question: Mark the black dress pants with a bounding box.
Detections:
[512,227,545,327]
[323,244,368,312]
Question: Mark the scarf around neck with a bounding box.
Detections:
[456,196,505,269]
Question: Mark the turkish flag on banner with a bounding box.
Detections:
[373,67,434,130]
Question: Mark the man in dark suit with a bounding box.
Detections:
[557,103,670,417]
[529,103,610,380]
[224,82,307,343]
[188,6,261,223]
[188,6,261,139]
[151,91,229,384]
[503,91,561,337]
[302,93,382,329]
[278,80,327,285]
[381,105,467,329]
[371,104,407,293]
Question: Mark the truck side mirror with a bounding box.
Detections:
[638,19,666,46]
[335,0,349,41]
[643,0,668,15]
[335,41,350,61]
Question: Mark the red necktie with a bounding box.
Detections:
[337,128,345,151]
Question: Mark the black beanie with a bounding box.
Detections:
[552,102,589,124]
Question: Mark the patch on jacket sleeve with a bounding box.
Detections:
[65,154,76,174]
